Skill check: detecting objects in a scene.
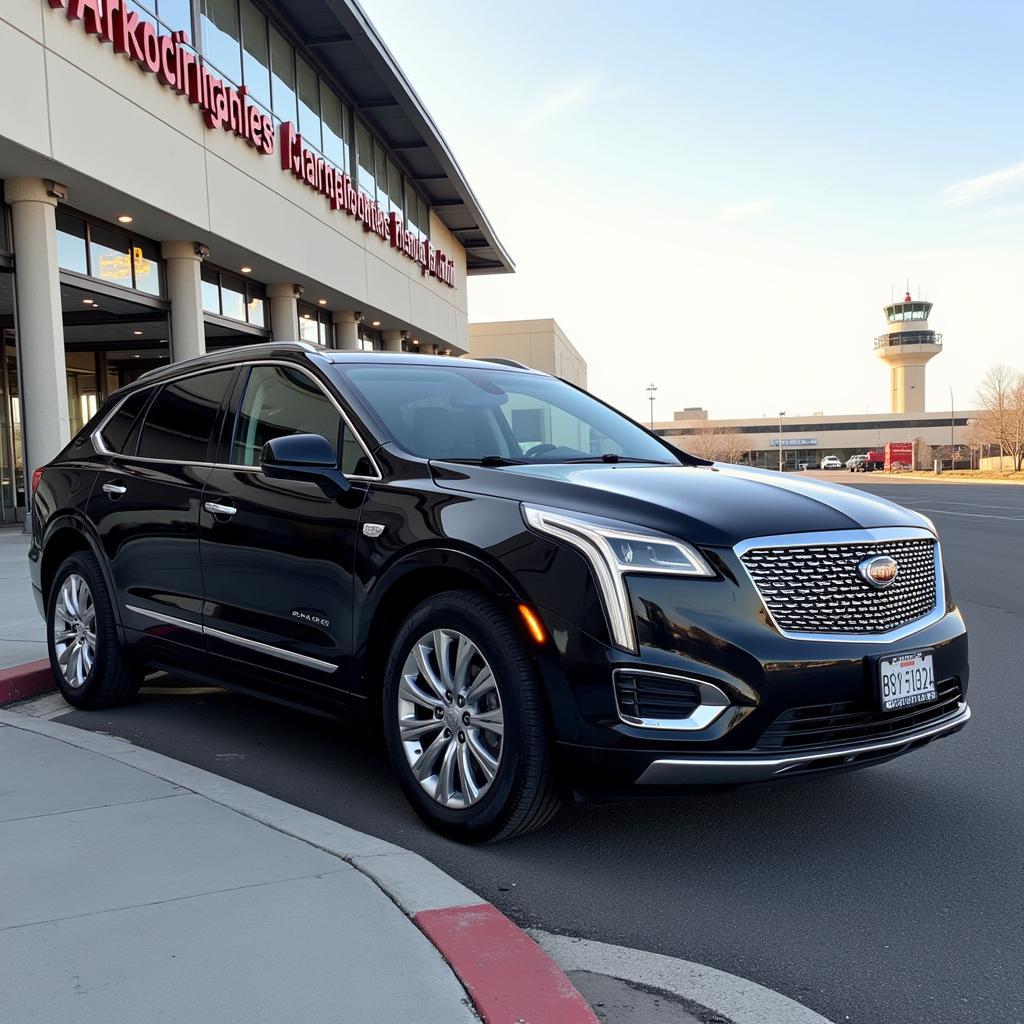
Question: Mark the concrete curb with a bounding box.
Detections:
[0,708,598,1024]
[0,659,55,706]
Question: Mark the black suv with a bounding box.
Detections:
[30,343,971,841]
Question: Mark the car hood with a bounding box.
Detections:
[430,461,927,548]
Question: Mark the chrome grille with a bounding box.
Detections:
[739,536,938,635]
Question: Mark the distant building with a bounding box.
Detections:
[657,290,978,469]
[468,319,587,388]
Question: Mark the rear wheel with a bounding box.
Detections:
[382,591,561,842]
[47,551,141,709]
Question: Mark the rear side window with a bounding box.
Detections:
[136,369,234,463]
[98,389,151,453]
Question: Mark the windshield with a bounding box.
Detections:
[340,364,676,464]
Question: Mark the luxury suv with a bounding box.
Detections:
[29,343,971,841]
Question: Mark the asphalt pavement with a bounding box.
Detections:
[52,479,1024,1024]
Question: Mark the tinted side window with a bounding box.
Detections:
[232,365,342,467]
[98,389,151,453]
[137,369,234,462]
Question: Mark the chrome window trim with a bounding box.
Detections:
[90,359,382,481]
[612,668,731,731]
[125,603,337,674]
[733,527,945,644]
[635,703,970,785]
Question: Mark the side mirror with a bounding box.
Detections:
[260,434,350,495]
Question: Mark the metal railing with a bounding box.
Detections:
[874,332,942,350]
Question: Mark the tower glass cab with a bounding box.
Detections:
[874,291,942,413]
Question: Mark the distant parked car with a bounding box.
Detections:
[847,454,868,471]
[820,455,842,470]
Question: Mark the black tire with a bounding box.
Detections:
[382,590,561,842]
[46,551,141,709]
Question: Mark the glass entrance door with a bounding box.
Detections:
[0,331,25,524]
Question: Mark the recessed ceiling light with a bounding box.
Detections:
[412,338,420,345]
[318,299,327,305]
[133,353,141,358]
[302,312,311,319]
[241,266,252,274]
[82,298,94,305]
[133,330,143,336]
[371,320,381,327]
[117,215,133,224]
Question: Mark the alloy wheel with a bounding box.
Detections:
[52,573,96,689]
[397,628,504,809]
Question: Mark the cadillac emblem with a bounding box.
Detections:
[857,555,899,589]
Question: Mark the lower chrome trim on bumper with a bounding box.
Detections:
[634,703,970,785]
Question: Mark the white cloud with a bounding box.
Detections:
[517,79,597,129]
[719,199,774,222]
[939,159,1024,207]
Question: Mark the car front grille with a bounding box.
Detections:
[739,536,937,635]
[755,677,963,750]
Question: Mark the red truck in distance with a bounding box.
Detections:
[850,442,914,473]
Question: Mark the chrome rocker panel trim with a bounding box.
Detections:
[733,527,946,645]
[635,702,970,785]
[125,604,337,674]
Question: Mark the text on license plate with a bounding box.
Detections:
[879,652,936,711]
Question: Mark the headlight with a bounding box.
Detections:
[522,504,714,652]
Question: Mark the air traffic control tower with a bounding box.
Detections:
[874,291,943,413]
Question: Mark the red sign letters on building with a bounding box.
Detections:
[47,0,456,288]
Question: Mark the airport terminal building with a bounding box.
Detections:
[0,0,512,523]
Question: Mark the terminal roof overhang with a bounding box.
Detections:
[276,0,514,276]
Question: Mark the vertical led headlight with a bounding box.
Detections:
[521,505,715,652]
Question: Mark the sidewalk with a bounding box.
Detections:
[0,712,481,1024]
[0,529,44,670]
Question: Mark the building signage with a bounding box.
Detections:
[279,123,455,288]
[769,438,818,447]
[46,0,456,288]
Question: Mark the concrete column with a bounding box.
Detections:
[382,330,404,353]
[5,178,70,480]
[267,284,301,342]
[161,241,206,363]
[332,309,360,350]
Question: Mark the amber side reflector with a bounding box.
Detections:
[517,603,547,645]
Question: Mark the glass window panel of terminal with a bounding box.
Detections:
[240,0,271,111]
[269,25,297,124]
[157,0,191,33]
[89,226,133,287]
[322,89,348,172]
[388,159,404,222]
[375,146,389,213]
[132,240,161,296]
[200,0,242,84]
[220,274,246,321]
[356,121,375,198]
[56,212,88,275]
[201,266,221,315]
[296,57,322,151]
[246,284,265,327]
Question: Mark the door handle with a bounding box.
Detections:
[204,501,238,517]
[102,482,127,496]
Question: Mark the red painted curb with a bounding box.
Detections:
[415,903,598,1024]
[0,660,56,706]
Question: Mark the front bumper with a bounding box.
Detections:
[634,701,970,784]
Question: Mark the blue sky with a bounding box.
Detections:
[364,0,1024,421]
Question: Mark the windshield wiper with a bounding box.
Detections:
[447,455,527,467]
[560,454,673,465]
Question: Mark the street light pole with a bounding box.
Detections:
[778,411,785,471]
[949,386,955,469]
[646,384,658,431]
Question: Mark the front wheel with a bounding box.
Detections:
[382,591,561,842]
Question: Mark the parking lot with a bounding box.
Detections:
[52,478,1024,1024]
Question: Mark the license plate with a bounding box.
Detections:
[878,651,936,711]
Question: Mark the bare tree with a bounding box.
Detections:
[973,364,1024,471]
[687,425,749,465]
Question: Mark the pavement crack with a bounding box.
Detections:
[0,790,185,825]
